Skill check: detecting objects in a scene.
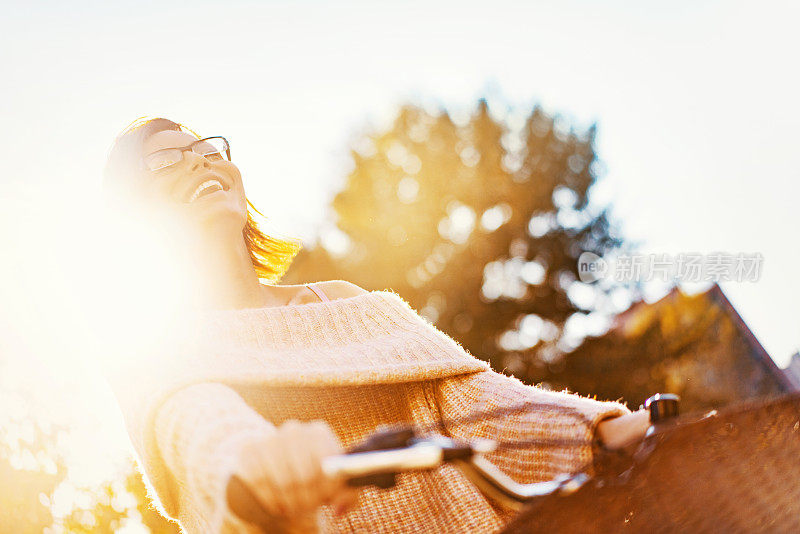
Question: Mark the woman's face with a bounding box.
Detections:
[136,129,248,239]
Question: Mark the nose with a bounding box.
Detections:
[184,150,211,172]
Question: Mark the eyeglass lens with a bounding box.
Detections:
[144,138,229,171]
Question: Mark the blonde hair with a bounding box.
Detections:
[103,117,301,283]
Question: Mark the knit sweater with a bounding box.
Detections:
[107,290,629,533]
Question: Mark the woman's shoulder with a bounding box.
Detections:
[311,280,369,300]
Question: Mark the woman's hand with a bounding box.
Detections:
[234,420,358,519]
[595,409,651,450]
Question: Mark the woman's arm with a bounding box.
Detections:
[153,382,277,531]
[154,382,352,532]
[435,370,631,486]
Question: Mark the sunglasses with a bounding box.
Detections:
[142,136,231,172]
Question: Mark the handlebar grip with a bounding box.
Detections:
[226,444,444,525]
[226,474,278,530]
[225,444,446,527]
[226,475,317,532]
[225,475,308,534]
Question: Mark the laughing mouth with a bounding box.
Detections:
[186,179,225,203]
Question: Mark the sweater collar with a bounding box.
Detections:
[165,290,490,387]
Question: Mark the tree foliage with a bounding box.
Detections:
[0,363,178,534]
[285,100,625,380]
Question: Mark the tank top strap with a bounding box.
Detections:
[306,283,330,302]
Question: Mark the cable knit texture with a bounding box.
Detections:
[106,289,628,533]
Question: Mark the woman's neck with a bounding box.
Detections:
[184,232,271,311]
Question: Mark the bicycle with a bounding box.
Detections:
[227,392,800,533]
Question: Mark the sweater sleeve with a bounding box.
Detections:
[153,382,277,533]
[435,370,630,486]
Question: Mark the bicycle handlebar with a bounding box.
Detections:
[227,431,588,528]
[321,434,587,510]
[228,394,680,527]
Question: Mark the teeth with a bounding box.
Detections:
[188,180,224,203]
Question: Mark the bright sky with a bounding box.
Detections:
[2,1,798,368]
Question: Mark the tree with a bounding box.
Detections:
[284,100,626,383]
[58,463,179,533]
[0,410,66,533]
[0,359,179,533]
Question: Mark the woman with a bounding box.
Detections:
[102,117,650,533]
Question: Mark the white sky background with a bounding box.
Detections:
[2,0,798,374]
